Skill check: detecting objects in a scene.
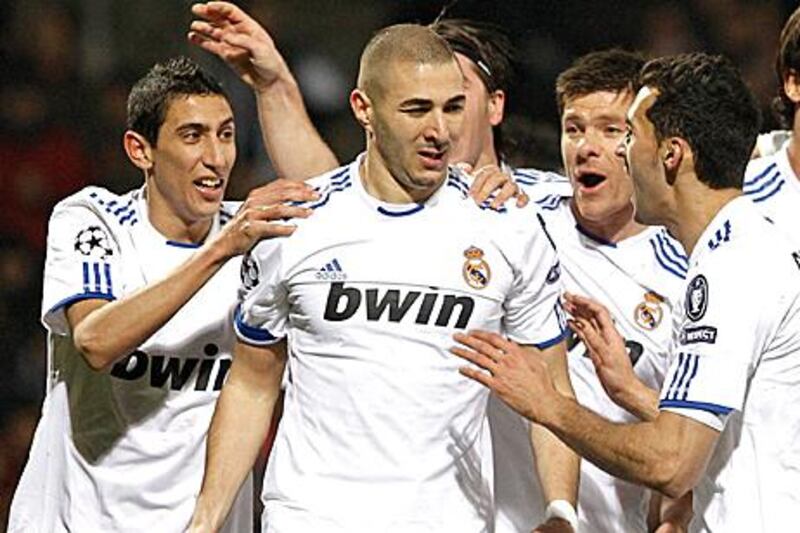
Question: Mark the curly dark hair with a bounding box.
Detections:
[638,53,761,190]
[126,56,227,145]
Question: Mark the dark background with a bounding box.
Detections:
[0,0,794,525]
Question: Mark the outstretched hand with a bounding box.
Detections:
[451,330,555,423]
[562,292,635,401]
[188,2,289,91]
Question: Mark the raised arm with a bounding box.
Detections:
[70,180,315,370]
[188,1,339,179]
[190,338,287,532]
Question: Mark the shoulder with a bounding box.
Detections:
[513,167,573,207]
[50,186,140,231]
[293,163,355,212]
[744,151,786,203]
[645,227,689,281]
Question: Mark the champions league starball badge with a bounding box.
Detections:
[463,246,491,289]
[240,253,260,291]
[634,291,664,330]
[685,274,709,321]
[74,225,113,260]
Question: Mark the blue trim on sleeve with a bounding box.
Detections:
[47,292,116,315]
[659,399,734,415]
[233,305,283,345]
[749,179,785,203]
[534,329,566,350]
[743,162,776,186]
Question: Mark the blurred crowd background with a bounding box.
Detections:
[0,0,794,524]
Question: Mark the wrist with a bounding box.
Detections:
[545,499,578,531]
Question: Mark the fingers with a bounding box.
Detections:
[491,178,519,209]
[515,189,530,208]
[458,365,494,389]
[453,330,514,361]
[247,204,312,222]
[450,345,498,373]
[244,220,297,239]
[246,180,320,206]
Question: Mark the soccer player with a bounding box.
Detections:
[189,4,694,530]
[188,24,577,533]
[454,52,800,533]
[744,5,800,238]
[527,49,691,533]
[8,56,317,532]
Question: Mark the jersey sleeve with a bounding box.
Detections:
[658,260,767,431]
[234,239,289,346]
[502,210,566,348]
[41,202,122,336]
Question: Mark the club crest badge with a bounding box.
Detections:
[685,274,709,321]
[634,291,664,330]
[463,246,491,289]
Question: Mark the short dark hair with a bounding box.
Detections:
[638,53,761,190]
[430,18,513,159]
[555,49,646,115]
[773,6,800,128]
[126,56,226,145]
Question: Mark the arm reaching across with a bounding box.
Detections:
[189,1,338,179]
[452,329,719,499]
[70,180,316,370]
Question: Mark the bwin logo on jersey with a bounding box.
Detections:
[463,246,491,289]
[75,225,113,260]
[109,347,232,391]
[316,258,347,281]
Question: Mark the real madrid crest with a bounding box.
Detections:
[463,246,491,290]
[634,291,664,330]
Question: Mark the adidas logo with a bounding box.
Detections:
[316,258,347,281]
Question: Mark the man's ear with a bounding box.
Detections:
[123,130,154,172]
[487,89,506,127]
[350,89,373,134]
[662,137,687,185]
[784,69,800,104]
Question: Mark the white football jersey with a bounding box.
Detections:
[745,144,800,245]
[8,186,252,533]
[659,196,800,532]
[235,158,566,533]
[489,172,686,533]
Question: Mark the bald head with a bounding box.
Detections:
[358,24,456,98]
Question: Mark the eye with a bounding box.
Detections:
[182,131,201,143]
[563,123,580,136]
[401,108,427,117]
[605,125,625,136]
[444,100,465,114]
[220,127,235,141]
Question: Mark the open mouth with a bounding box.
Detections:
[193,177,224,190]
[576,172,607,190]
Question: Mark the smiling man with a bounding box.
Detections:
[454,53,800,533]
[189,24,577,533]
[8,56,317,532]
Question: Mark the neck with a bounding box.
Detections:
[360,146,440,204]
[145,184,213,244]
[670,185,741,256]
[570,201,646,244]
[472,143,500,173]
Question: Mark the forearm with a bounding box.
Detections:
[255,78,339,180]
[192,343,285,531]
[543,396,673,492]
[533,343,580,505]
[612,376,660,421]
[72,241,230,370]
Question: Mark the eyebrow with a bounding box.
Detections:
[175,116,235,132]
